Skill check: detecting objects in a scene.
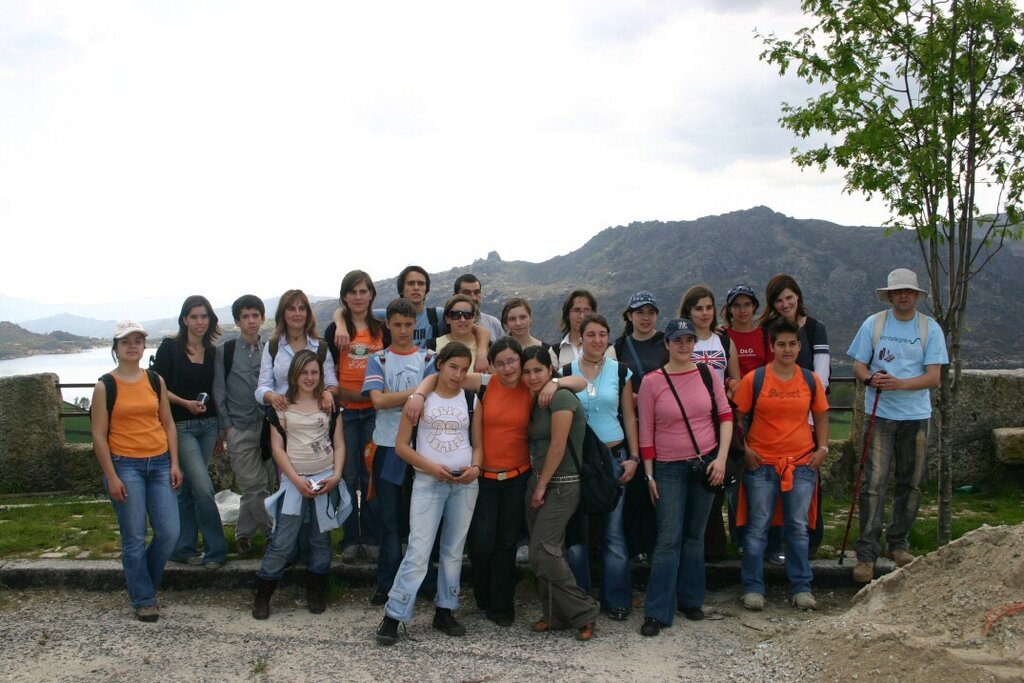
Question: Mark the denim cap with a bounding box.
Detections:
[665,318,697,341]
[626,290,659,312]
[876,268,928,303]
[726,284,759,309]
[113,320,148,339]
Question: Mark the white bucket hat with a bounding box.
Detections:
[876,268,929,303]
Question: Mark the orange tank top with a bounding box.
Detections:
[108,373,169,458]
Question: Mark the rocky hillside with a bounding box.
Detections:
[312,207,1024,369]
[0,322,99,360]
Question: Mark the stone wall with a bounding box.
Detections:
[843,369,1024,489]
[0,373,64,494]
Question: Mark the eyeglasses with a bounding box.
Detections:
[446,310,475,321]
[493,357,520,369]
[570,307,593,316]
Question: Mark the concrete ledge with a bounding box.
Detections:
[0,556,895,592]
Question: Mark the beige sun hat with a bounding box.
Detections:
[876,268,929,303]
[113,320,149,339]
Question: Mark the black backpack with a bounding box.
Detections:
[93,370,162,436]
[564,417,621,515]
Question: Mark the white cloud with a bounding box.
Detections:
[1,0,892,309]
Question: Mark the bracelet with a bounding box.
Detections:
[628,456,640,463]
[645,474,655,482]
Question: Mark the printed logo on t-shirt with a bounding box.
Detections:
[424,405,468,453]
[692,349,727,373]
[877,346,896,363]
[765,387,803,400]
[346,343,372,369]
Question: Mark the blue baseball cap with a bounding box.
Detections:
[665,318,697,341]
[626,291,659,312]
[726,284,759,308]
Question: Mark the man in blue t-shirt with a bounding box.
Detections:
[847,268,948,583]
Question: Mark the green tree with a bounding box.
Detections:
[759,0,1024,544]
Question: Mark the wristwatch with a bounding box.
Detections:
[644,473,655,482]
[550,377,560,386]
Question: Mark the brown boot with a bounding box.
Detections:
[852,560,875,583]
[886,548,915,567]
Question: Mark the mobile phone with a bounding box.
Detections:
[196,392,209,406]
[309,479,324,492]
[449,469,464,478]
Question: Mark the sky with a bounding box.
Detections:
[1,0,895,315]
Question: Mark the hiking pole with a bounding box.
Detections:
[838,388,882,565]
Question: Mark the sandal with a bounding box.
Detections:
[575,622,595,641]
[532,620,551,633]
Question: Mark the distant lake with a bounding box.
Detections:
[0,347,157,404]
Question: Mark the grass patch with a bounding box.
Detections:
[818,483,1024,556]
[829,411,851,442]
[250,655,269,677]
[0,495,120,558]
[61,401,94,444]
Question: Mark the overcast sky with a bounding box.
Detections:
[2,0,893,313]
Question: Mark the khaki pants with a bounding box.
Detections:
[524,477,600,630]
[226,428,275,541]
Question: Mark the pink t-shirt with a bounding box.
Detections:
[638,367,733,462]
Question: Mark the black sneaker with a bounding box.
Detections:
[236,537,253,556]
[369,588,388,606]
[432,607,466,636]
[640,617,664,637]
[682,607,705,621]
[607,607,630,621]
[376,615,399,646]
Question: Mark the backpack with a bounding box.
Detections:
[871,310,930,356]
[93,370,162,436]
[222,338,237,375]
[564,417,621,515]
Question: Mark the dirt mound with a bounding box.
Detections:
[755,524,1024,682]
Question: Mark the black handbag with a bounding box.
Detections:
[660,366,741,493]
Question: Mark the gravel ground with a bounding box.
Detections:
[0,583,857,682]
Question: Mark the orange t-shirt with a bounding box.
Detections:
[337,327,384,410]
[733,364,829,461]
[480,378,532,471]
[108,373,169,457]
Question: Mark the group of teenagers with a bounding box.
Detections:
[92,263,948,644]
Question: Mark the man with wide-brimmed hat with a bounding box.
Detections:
[847,268,948,583]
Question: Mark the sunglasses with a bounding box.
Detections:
[446,310,475,320]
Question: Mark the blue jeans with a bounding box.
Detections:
[257,496,333,580]
[171,417,228,564]
[386,473,478,623]
[107,453,180,608]
[567,456,631,611]
[741,464,817,596]
[374,446,404,591]
[643,459,715,625]
[341,408,378,548]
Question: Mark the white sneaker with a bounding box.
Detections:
[515,546,529,564]
[791,592,817,610]
[742,593,764,611]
